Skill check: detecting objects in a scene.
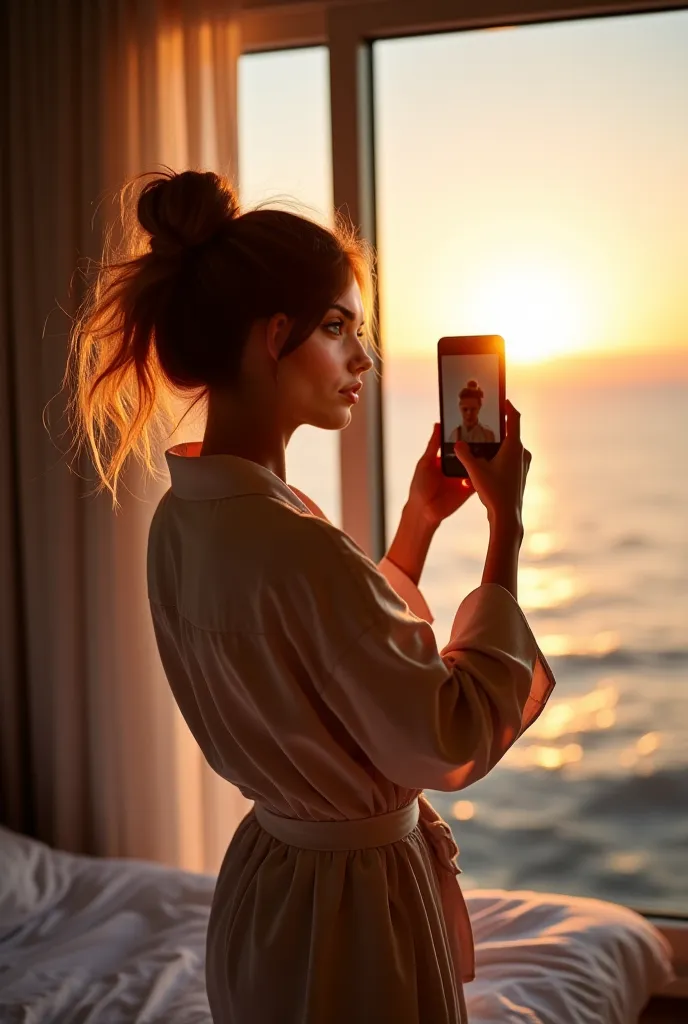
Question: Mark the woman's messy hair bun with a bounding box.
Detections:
[459,378,484,401]
[137,169,239,257]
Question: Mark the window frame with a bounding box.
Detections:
[237,0,688,995]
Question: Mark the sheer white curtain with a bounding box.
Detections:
[1,0,251,873]
[99,0,254,875]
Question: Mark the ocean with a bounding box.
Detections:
[287,361,688,916]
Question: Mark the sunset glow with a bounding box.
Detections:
[373,14,688,376]
[239,24,687,381]
[467,264,587,364]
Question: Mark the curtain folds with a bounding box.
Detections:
[0,0,251,873]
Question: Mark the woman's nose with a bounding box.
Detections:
[356,348,375,375]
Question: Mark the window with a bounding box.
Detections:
[374,10,688,914]
[238,46,341,525]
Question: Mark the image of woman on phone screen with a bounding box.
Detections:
[449,379,497,444]
[66,169,555,1024]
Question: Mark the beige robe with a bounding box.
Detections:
[146,443,555,1024]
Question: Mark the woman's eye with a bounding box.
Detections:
[324,319,366,340]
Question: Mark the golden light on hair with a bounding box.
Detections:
[61,168,376,508]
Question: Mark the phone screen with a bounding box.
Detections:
[440,352,503,474]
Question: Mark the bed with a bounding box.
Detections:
[0,822,673,1023]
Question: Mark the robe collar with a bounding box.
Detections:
[165,441,312,515]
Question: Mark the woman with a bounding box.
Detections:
[65,168,555,1024]
[448,379,497,444]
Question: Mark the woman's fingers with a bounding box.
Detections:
[505,399,521,442]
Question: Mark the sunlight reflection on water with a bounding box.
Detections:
[451,800,476,821]
[503,742,584,770]
[519,565,581,611]
[538,631,620,657]
[524,531,562,559]
[499,682,669,779]
[607,851,649,874]
[528,681,619,740]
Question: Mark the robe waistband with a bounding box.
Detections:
[253,797,419,850]
[251,793,476,985]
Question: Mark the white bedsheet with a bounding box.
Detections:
[465,890,673,1022]
[0,824,673,1023]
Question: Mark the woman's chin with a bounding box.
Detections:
[308,405,353,431]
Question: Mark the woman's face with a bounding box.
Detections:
[279,275,374,431]
[458,397,481,428]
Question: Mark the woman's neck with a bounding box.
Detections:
[202,394,288,482]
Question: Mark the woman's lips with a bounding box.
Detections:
[339,387,360,403]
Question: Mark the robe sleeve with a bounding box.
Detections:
[273,517,556,793]
[376,556,433,624]
[288,485,433,623]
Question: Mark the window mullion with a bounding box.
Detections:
[327,11,386,561]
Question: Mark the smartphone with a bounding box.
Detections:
[438,335,506,477]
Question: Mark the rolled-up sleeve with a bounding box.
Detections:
[273,517,555,793]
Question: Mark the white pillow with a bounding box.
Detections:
[0,825,75,939]
[464,889,675,1024]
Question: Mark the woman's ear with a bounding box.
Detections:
[265,312,294,363]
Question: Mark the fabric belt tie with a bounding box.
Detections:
[252,792,475,984]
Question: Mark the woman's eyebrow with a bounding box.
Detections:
[331,303,365,326]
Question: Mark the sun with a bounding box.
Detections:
[468,264,587,363]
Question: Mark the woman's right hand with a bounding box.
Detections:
[454,399,531,528]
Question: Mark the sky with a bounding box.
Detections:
[238,9,687,380]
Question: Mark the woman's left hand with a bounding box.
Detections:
[408,422,475,527]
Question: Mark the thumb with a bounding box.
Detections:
[454,439,475,464]
[424,422,441,457]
